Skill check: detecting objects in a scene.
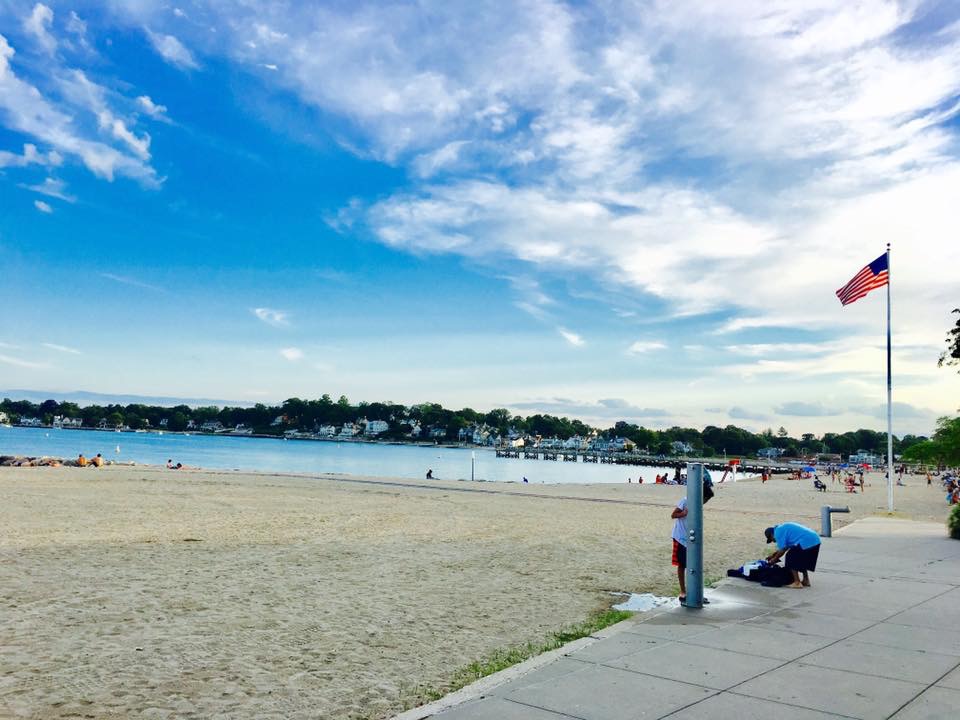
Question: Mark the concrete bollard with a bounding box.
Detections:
[820,505,851,537]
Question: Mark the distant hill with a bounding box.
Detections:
[0,389,257,408]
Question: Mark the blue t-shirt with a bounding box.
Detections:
[774,522,820,550]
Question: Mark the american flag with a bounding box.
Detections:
[836,253,889,306]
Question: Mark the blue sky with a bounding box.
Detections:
[1,1,959,436]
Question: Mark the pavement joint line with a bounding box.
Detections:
[713,691,862,720]
[495,696,587,720]
[663,578,928,718]
[882,656,960,719]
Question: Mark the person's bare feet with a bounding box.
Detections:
[802,579,811,587]
[786,582,804,588]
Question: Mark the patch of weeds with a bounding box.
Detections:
[949,503,960,540]
[400,608,633,711]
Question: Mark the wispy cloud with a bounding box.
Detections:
[774,401,840,417]
[145,28,199,70]
[42,342,81,355]
[100,273,162,291]
[729,406,769,422]
[627,340,667,354]
[557,327,584,347]
[0,353,49,369]
[253,307,290,327]
[136,95,169,121]
[23,3,56,54]
[21,177,76,202]
[280,347,303,361]
[33,199,52,213]
[0,143,61,168]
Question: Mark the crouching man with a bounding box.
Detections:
[764,522,821,589]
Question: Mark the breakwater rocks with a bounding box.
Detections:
[0,455,127,468]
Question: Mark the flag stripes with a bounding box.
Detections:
[836,253,889,306]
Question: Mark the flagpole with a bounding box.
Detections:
[886,243,894,512]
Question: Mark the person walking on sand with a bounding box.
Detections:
[671,478,714,603]
[764,522,821,589]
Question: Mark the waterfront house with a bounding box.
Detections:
[53,416,83,429]
[316,424,337,437]
[670,440,693,455]
[849,450,884,466]
[758,447,786,459]
[428,427,447,440]
[200,421,224,433]
[364,419,389,436]
[19,417,43,427]
[0,411,8,425]
[339,423,360,438]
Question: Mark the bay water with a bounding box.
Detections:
[0,426,679,485]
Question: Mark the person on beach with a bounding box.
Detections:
[671,478,715,603]
[91,453,104,467]
[425,469,433,479]
[764,522,821,589]
[77,453,87,467]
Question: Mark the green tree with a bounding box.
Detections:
[939,308,960,371]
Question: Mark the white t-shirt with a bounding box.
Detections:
[672,497,687,546]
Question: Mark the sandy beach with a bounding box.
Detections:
[0,465,951,719]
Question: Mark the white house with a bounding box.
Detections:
[758,447,786,459]
[406,422,422,438]
[0,411,8,425]
[19,417,43,427]
[53,416,83,429]
[365,420,389,436]
[317,424,338,437]
[200,421,224,432]
[563,435,588,451]
[849,450,884,466]
[339,423,360,438]
[270,415,285,427]
[670,440,694,455]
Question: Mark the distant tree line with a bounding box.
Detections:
[0,395,933,459]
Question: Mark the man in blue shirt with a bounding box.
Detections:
[765,522,821,589]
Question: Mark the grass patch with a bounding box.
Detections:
[399,608,633,711]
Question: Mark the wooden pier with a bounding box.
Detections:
[494,448,788,474]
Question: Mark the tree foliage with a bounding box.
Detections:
[939,308,960,371]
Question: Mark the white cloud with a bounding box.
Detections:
[280,347,303,361]
[23,3,56,54]
[557,327,584,347]
[100,272,162,291]
[627,340,667,355]
[21,177,75,202]
[33,199,52,213]
[0,142,61,168]
[0,353,49,369]
[253,307,290,327]
[137,95,168,120]
[145,29,199,70]
[0,35,158,183]
[42,342,81,354]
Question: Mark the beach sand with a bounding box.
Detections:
[0,466,950,719]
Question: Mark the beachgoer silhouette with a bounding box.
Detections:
[426,469,433,479]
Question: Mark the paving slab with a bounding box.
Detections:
[487,657,588,698]
[935,663,960,690]
[849,622,960,656]
[429,696,573,720]
[604,642,783,691]
[888,685,960,720]
[563,630,666,664]
[666,692,849,720]
[676,624,834,661]
[787,596,899,622]
[734,662,926,719]
[503,664,715,720]
[740,608,875,639]
[800,639,960,684]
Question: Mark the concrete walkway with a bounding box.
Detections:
[396,517,960,720]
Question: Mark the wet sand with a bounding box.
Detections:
[0,466,949,718]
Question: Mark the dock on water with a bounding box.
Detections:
[494,448,787,474]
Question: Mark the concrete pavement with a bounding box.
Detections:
[395,517,960,720]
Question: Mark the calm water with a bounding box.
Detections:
[0,426,680,485]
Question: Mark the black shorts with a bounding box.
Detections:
[785,543,820,572]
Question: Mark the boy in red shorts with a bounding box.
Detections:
[670,479,714,602]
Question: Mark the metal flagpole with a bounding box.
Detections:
[886,243,894,513]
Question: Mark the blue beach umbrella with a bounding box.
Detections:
[801,465,816,472]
